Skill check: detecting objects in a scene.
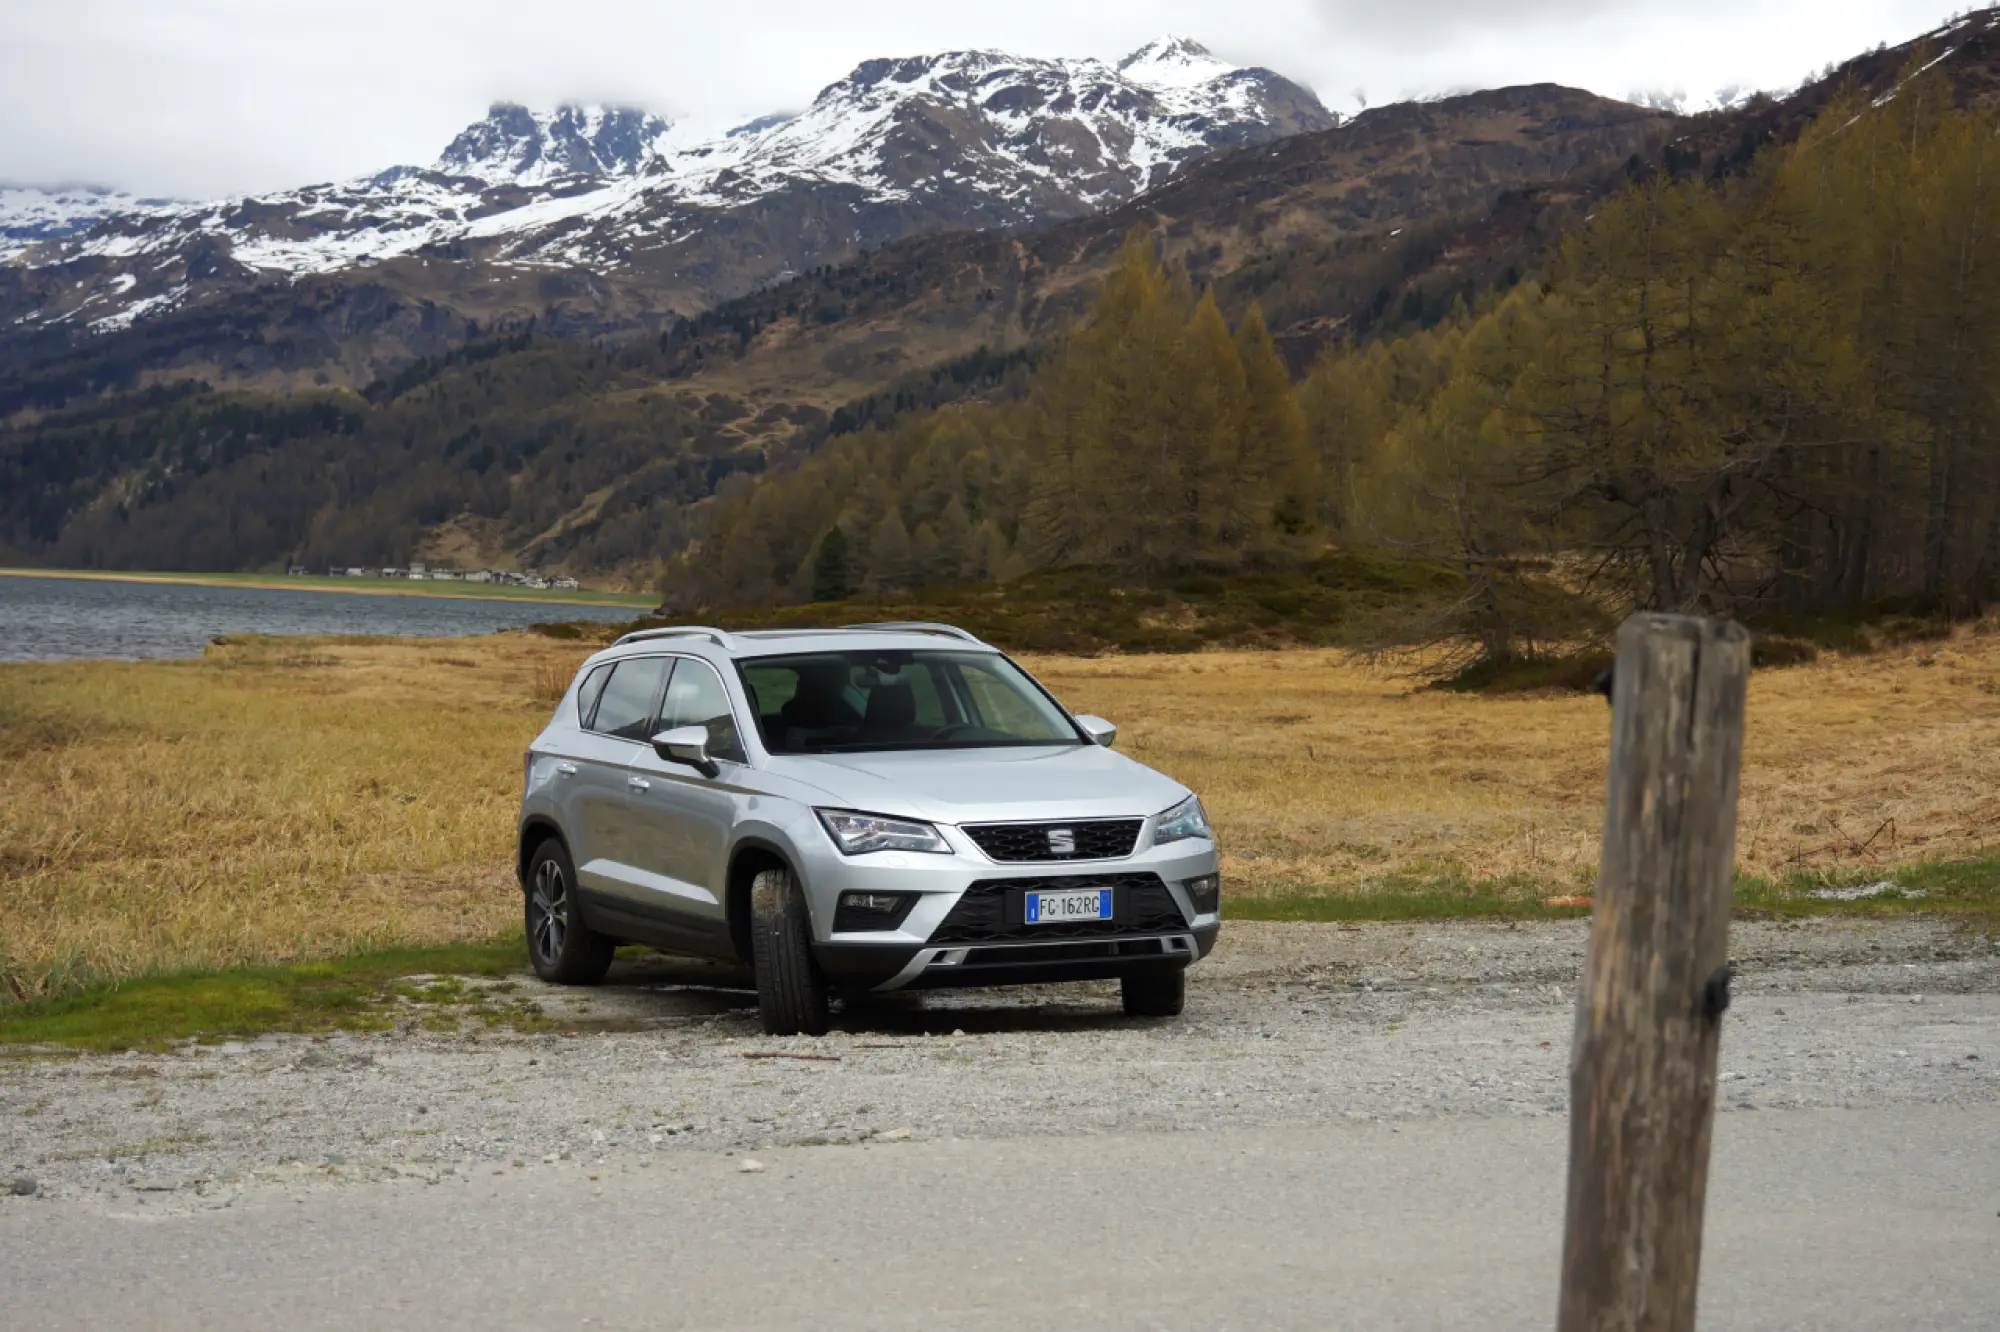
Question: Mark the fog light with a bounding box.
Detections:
[834,891,917,932]
[1183,874,1221,914]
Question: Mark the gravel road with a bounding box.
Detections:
[2,915,1993,1207]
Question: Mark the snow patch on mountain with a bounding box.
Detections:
[0,184,182,259]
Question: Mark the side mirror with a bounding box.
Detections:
[1075,715,1118,747]
[650,725,718,777]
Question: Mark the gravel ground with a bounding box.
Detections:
[2,915,1994,1212]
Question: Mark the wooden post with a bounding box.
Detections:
[1558,613,1751,1332]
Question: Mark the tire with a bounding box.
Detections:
[524,839,614,985]
[1121,966,1187,1018]
[751,866,830,1036]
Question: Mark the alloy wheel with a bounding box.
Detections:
[529,858,570,962]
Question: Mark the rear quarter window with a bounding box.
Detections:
[575,663,613,727]
[588,657,670,742]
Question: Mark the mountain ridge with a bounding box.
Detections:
[1,35,1333,361]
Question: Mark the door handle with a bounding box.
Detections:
[556,762,578,777]
[626,776,651,792]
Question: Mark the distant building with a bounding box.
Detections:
[380,567,404,579]
[345,568,370,578]
[551,576,580,590]
[463,570,493,584]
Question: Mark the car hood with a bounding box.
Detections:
[765,744,1189,826]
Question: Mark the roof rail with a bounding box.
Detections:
[611,625,737,651]
[840,621,985,644]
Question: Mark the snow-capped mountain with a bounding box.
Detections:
[1628,85,1761,115]
[0,185,182,258]
[2,37,1334,339]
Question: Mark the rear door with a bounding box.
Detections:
[567,654,669,903]
[616,656,748,956]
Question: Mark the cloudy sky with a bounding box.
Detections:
[0,0,1972,199]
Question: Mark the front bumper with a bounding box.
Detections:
[818,920,1219,992]
[799,823,1221,944]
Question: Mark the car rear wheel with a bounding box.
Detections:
[525,840,614,985]
[1121,966,1186,1017]
[751,866,830,1036]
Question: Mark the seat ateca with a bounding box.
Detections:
[517,623,1221,1034]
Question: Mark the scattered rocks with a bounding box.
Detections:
[1,918,1991,1205]
[8,1176,37,1197]
[737,1159,765,1174]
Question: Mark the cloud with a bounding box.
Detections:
[0,0,1967,199]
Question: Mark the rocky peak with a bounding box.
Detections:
[1117,36,1235,89]
[433,102,674,185]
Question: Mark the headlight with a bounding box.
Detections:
[1153,794,1213,846]
[815,809,953,856]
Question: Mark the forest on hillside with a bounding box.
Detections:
[670,64,2000,663]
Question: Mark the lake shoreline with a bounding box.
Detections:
[0,566,656,610]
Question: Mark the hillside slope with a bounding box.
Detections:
[7,10,2000,579]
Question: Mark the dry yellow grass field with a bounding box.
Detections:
[1031,636,2000,898]
[4,628,1997,1000]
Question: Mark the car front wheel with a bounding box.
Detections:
[524,839,614,985]
[751,866,831,1036]
[1121,966,1186,1017]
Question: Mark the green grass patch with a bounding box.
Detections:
[1231,854,2000,924]
[1731,854,2000,918]
[0,940,531,1052]
[0,568,655,609]
[1230,889,1595,924]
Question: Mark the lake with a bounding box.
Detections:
[0,574,640,662]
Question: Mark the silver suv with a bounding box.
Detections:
[516,623,1221,1034]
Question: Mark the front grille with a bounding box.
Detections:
[961,818,1143,863]
[928,873,1186,944]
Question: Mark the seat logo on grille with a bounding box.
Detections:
[1047,828,1076,855]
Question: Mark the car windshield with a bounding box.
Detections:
[738,649,1084,754]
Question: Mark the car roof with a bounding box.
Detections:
[589,623,998,665]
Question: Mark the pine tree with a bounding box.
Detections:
[934,495,974,583]
[810,526,850,602]
[1234,303,1318,536]
[911,521,943,584]
[867,506,913,592]
[1157,290,1245,563]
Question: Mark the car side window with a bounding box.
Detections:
[575,663,613,728]
[660,659,747,764]
[588,656,669,742]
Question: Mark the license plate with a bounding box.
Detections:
[1024,887,1112,925]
